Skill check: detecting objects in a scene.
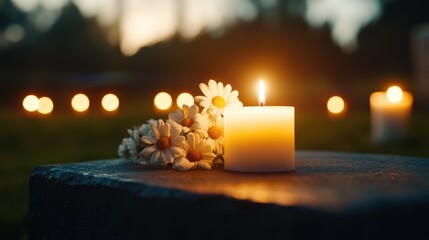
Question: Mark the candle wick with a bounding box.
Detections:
[260,102,264,107]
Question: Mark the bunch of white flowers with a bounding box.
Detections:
[118,80,243,171]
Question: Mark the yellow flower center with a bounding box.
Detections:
[156,136,171,150]
[181,117,194,127]
[212,96,226,108]
[208,126,221,140]
[186,150,201,162]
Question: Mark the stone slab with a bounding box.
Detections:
[29,151,429,239]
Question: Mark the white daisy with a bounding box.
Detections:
[194,113,224,155]
[173,133,216,171]
[119,123,148,162]
[126,121,155,162]
[140,120,185,165]
[168,104,201,133]
[117,138,129,159]
[194,79,243,117]
[138,119,156,137]
[126,137,140,161]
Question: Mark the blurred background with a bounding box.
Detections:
[1,0,429,238]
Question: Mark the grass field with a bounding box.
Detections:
[1,109,428,239]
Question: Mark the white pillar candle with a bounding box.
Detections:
[370,86,413,144]
[223,81,295,172]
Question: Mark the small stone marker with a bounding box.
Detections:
[29,151,429,239]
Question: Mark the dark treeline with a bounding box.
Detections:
[0,0,429,83]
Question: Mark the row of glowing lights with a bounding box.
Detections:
[22,92,195,114]
[327,86,403,114]
[23,86,404,115]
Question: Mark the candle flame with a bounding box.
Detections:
[386,86,403,103]
[259,80,265,107]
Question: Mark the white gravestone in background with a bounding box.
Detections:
[412,23,429,104]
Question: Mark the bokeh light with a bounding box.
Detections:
[71,94,90,112]
[327,96,345,114]
[176,93,194,108]
[154,92,172,110]
[23,95,39,112]
[37,97,54,114]
[386,86,403,103]
[102,94,119,111]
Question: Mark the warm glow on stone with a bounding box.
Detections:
[176,93,194,108]
[37,97,54,114]
[23,95,39,112]
[102,94,119,111]
[327,96,345,114]
[154,92,172,110]
[386,86,403,103]
[71,94,90,112]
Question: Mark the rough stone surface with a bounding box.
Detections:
[30,151,429,239]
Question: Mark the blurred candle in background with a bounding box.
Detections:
[370,86,413,144]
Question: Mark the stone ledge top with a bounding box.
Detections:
[31,151,429,212]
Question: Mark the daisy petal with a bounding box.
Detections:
[200,142,214,153]
[214,141,223,155]
[199,100,212,108]
[150,123,160,139]
[167,120,182,133]
[199,83,213,98]
[141,136,155,144]
[187,133,196,149]
[168,111,183,124]
[202,152,217,159]
[140,145,157,157]
[171,128,181,138]
[164,150,174,163]
[228,90,239,100]
[208,80,218,96]
[170,146,186,156]
[189,105,199,117]
[217,82,224,97]
[150,151,161,164]
[223,84,232,96]
[171,135,185,145]
[194,96,210,103]
[195,129,208,138]
[173,157,195,171]
[182,105,190,116]
[162,122,170,137]
[198,160,212,170]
